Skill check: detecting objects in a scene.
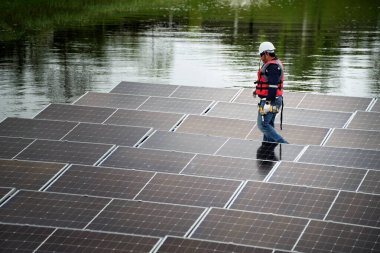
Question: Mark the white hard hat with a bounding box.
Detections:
[258,41,275,55]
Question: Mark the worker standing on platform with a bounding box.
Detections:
[253,42,288,144]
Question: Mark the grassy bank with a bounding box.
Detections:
[1,0,378,41]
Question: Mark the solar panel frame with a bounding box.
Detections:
[100,146,195,173]
[268,161,367,191]
[87,199,206,237]
[324,128,380,150]
[62,123,153,146]
[134,173,242,207]
[0,187,16,204]
[105,109,185,131]
[346,111,380,131]
[74,92,149,109]
[34,104,116,123]
[37,228,160,253]
[0,118,77,140]
[0,223,55,252]
[181,154,276,181]
[0,159,67,190]
[138,96,214,115]
[0,136,34,159]
[190,208,309,251]
[110,81,179,96]
[175,115,255,139]
[46,164,155,199]
[370,99,380,112]
[325,191,380,227]
[297,94,372,112]
[298,145,380,170]
[230,181,338,219]
[0,190,111,229]
[15,139,114,165]
[294,220,380,253]
[170,86,240,102]
[141,131,228,155]
[156,236,272,253]
[216,139,305,162]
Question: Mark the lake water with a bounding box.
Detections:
[1,0,379,119]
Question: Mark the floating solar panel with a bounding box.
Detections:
[325,128,380,150]
[141,131,228,154]
[230,181,338,219]
[87,199,205,237]
[216,139,304,162]
[47,165,154,199]
[191,208,308,251]
[138,97,213,115]
[74,92,149,109]
[100,146,195,173]
[282,92,308,108]
[170,86,239,102]
[0,118,77,140]
[325,191,380,227]
[268,161,367,191]
[105,109,185,131]
[181,154,275,181]
[346,111,380,131]
[0,223,54,252]
[38,228,160,253]
[156,236,272,253]
[247,124,330,146]
[298,146,380,170]
[358,170,380,194]
[110,81,178,96]
[0,159,66,190]
[281,108,352,128]
[0,190,110,228]
[298,94,372,112]
[294,220,380,253]
[63,123,152,146]
[232,88,257,104]
[206,101,257,120]
[0,137,34,159]
[176,115,255,139]
[35,104,116,123]
[135,173,241,207]
[16,139,113,165]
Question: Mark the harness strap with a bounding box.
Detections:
[280,99,284,130]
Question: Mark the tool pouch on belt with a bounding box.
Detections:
[259,100,280,115]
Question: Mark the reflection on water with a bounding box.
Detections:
[0,0,379,118]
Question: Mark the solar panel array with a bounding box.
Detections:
[0,81,379,252]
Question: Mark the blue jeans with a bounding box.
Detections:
[257,97,288,144]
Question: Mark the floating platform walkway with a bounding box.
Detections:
[0,81,379,252]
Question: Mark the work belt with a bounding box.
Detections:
[258,98,284,130]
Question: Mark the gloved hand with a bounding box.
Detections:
[252,90,257,98]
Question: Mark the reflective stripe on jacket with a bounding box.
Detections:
[255,59,284,97]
